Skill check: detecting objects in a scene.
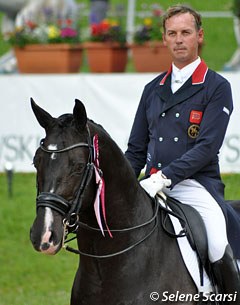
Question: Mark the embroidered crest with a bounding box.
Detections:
[188,124,200,139]
[189,110,203,124]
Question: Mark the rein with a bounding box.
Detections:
[36,125,188,259]
[64,193,188,259]
[64,196,160,258]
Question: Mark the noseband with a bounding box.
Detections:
[36,125,94,229]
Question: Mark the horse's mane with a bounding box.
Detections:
[87,119,137,179]
[56,113,135,177]
[88,118,111,138]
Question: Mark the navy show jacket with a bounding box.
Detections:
[126,61,232,201]
[125,60,240,258]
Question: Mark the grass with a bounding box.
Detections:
[0,0,237,71]
[0,172,240,304]
[222,173,240,199]
[0,173,78,305]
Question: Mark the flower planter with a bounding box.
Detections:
[14,44,83,73]
[130,42,172,72]
[83,42,128,73]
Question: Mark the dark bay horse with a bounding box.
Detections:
[30,99,202,305]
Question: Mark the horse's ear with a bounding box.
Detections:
[31,98,55,130]
[73,99,87,131]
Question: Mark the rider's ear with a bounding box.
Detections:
[31,98,55,131]
[73,99,87,131]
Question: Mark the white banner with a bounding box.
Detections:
[0,72,240,173]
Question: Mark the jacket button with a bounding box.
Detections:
[159,137,163,142]
[157,163,162,168]
[161,113,166,117]
[174,137,179,142]
[175,113,180,118]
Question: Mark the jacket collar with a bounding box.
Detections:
[155,60,208,113]
[160,60,208,86]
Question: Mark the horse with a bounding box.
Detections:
[30,98,210,305]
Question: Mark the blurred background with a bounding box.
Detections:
[0,0,238,71]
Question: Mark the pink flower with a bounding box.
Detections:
[153,9,163,17]
[61,27,77,38]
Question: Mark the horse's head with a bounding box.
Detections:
[30,98,96,255]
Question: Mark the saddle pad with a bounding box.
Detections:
[158,195,212,293]
[237,260,240,270]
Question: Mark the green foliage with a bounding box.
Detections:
[232,0,240,17]
[0,13,12,54]
[0,172,240,304]
[222,173,240,199]
[201,17,237,70]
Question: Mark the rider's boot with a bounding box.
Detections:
[212,244,240,304]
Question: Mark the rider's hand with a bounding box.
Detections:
[140,171,172,197]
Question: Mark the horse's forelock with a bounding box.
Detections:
[58,114,73,127]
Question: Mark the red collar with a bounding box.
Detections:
[160,60,208,86]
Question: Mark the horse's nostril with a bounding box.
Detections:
[41,242,50,251]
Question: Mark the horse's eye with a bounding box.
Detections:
[71,162,85,176]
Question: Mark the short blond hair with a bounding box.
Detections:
[162,5,202,33]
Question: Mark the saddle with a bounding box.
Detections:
[158,194,209,274]
[157,194,240,300]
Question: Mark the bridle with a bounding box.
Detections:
[35,125,187,259]
[36,124,95,232]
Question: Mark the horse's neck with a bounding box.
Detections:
[98,136,153,227]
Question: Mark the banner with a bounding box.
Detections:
[0,72,239,173]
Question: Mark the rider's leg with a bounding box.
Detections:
[212,244,240,301]
[163,179,240,303]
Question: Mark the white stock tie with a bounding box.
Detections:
[172,70,183,93]
[175,70,183,83]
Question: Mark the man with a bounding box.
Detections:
[125,5,240,301]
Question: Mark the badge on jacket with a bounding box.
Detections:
[189,110,203,124]
[188,110,202,139]
[188,124,200,138]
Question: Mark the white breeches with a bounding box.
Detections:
[163,179,228,263]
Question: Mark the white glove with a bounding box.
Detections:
[140,171,172,197]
